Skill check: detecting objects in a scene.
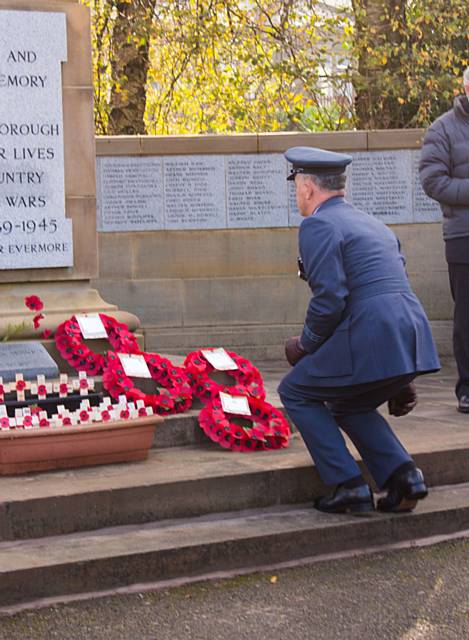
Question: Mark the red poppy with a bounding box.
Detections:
[39,418,50,428]
[25,295,44,312]
[37,385,47,396]
[54,314,140,376]
[15,380,26,391]
[33,313,44,329]
[23,416,33,427]
[120,409,130,420]
[102,351,193,415]
[62,417,72,426]
[79,410,90,422]
[101,410,111,421]
[41,329,52,339]
[184,349,265,403]
[79,378,89,389]
[198,396,291,453]
[0,417,10,429]
[59,383,68,395]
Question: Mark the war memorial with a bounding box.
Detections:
[0,0,468,619]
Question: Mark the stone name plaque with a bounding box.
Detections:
[227,154,288,228]
[0,10,73,268]
[0,341,58,382]
[347,151,413,224]
[287,163,303,227]
[97,157,164,232]
[96,149,443,231]
[164,156,226,230]
[412,150,442,222]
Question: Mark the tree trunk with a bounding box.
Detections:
[107,1,156,135]
[352,0,408,129]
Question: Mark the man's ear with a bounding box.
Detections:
[304,176,316,199]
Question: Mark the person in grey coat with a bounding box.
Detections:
[278,147,440,516]
[419,68,469,412]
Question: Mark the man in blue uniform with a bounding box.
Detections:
[278,147,440,515]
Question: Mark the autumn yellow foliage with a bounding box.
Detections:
[82,0,468,134]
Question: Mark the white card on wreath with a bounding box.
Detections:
[76,314,108,339]
[118,353,152,379]
[219,392,251,416]
[202,348,238,371]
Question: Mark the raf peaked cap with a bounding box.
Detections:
[285,146,352,180]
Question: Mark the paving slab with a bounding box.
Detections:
[1,483,469,609]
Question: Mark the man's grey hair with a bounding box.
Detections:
[303,172,347,192]
[464,68,469,86]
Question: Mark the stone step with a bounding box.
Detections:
[1,482,469,610]
[2,411,469,541]
[144,324,303,360]
[153,359,460,449]
[143,358,287,449]
[143,321,453,359]
[154,406,287,449]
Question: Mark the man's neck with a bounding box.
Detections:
[310,190,345,215]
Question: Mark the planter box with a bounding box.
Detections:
[0,415,162,475]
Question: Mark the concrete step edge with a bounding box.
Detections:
[2,441,469,541]
[5,526,469,618]
[1,482,469,609]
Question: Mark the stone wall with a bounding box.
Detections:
[93,130,452,359]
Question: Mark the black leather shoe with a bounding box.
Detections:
[458,395,469,413]
[314,484,375,515]
[377,468,428,513]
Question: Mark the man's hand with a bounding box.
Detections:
[388,382,418,417]
[285,336,306,366]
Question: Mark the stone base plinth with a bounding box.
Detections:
[0,281,140,341]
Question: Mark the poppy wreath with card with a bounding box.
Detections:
[102,351,193,415]
[183,349,266,403]
[55,314,141,375]
[198,395,291,452]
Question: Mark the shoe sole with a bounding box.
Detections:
[392,497,418,512]
[315,503,375,516]
[379,487,428,513]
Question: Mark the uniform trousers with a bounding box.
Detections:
[447,263,469,398]
[278,372,415,489]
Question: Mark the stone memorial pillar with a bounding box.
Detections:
[0,0,138,347]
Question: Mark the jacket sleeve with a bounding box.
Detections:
[299,216,349,353]
[419,123,469,206]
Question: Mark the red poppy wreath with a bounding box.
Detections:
[55,314,141,375]
[102,351,193,415]
[184,349,265,403]
[198,395,291,452]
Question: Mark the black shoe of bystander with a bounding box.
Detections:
[457,395,469,413]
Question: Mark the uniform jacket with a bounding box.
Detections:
[419,94,469,240]
[298,196,440,386]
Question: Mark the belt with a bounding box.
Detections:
[347,280,412,304]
